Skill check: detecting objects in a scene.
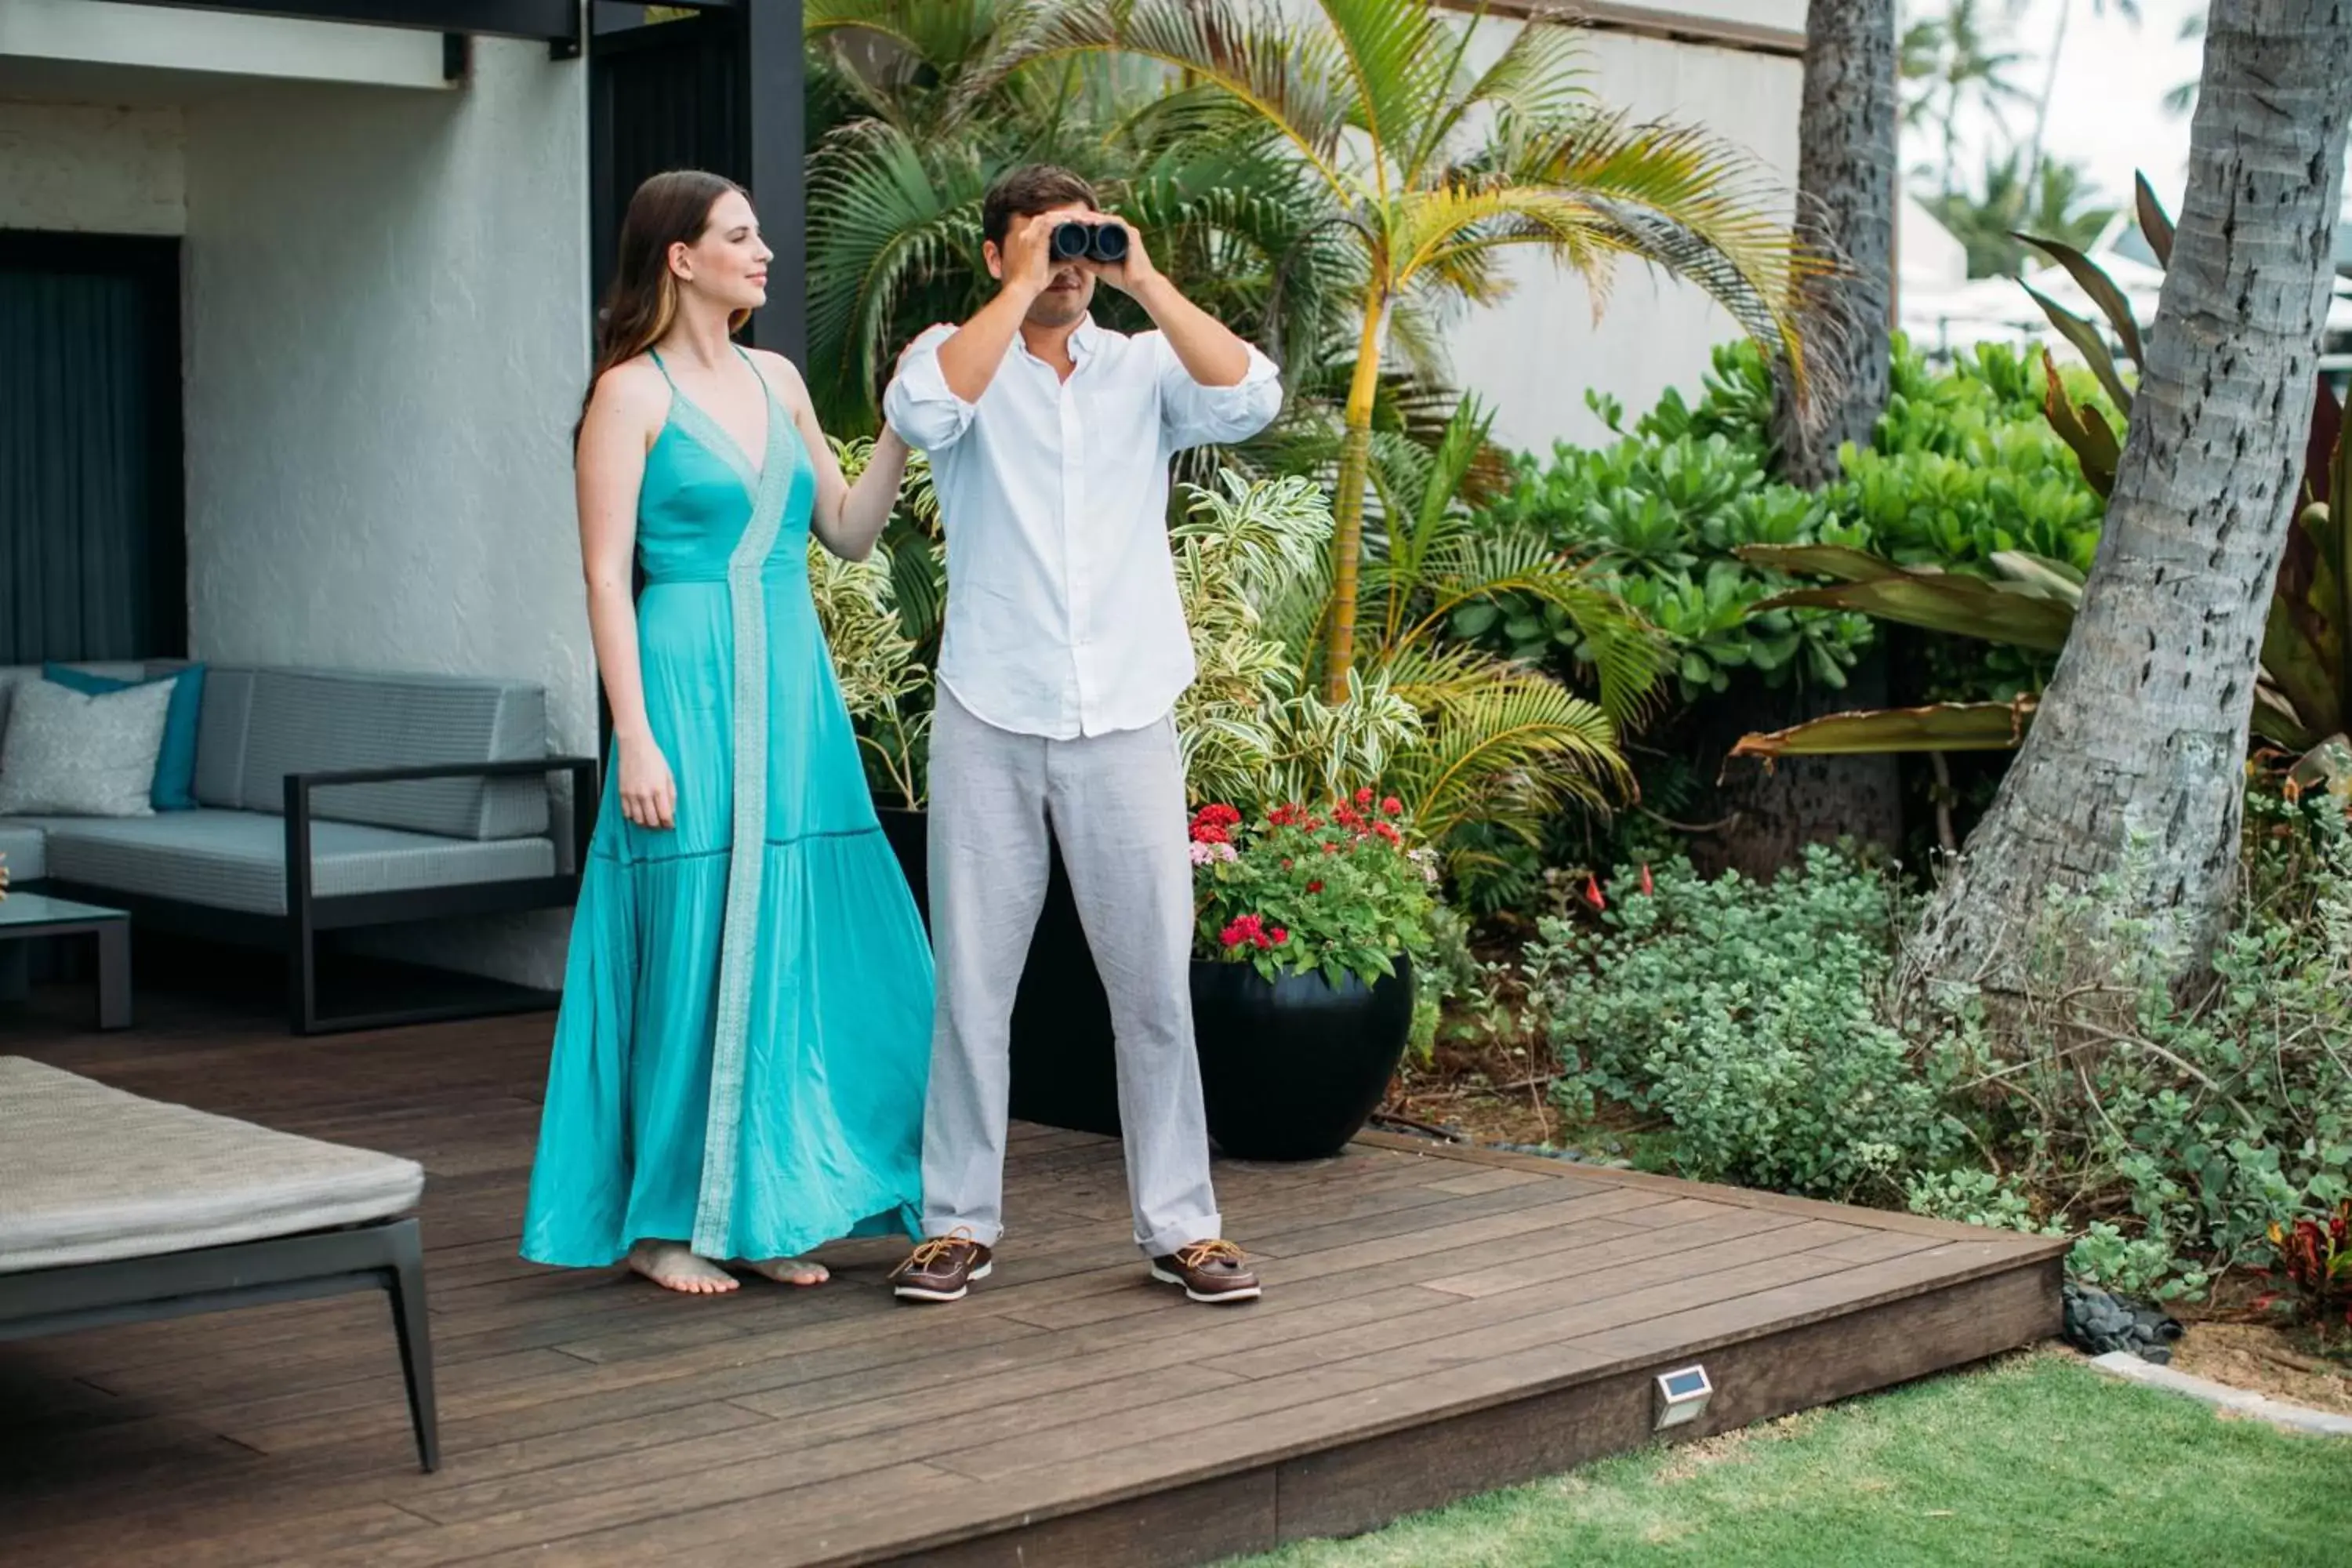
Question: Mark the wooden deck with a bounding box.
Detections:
[2,996,2063,1567]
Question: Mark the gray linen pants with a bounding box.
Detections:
[920,686,1222,1256]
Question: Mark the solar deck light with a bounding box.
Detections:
[1653,1364,1713,1431]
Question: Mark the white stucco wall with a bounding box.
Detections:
[0,100,183,234]
[1443,16,1806,454]
[0,0,445,89]
[182,39,593,986]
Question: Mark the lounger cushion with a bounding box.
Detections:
[38,809,555,916]
[0,1058,425,1273]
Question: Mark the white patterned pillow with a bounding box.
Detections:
[0,677,175,818]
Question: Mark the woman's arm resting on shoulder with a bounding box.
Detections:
[756,352,906,563]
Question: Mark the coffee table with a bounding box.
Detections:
[0,893,131,1030]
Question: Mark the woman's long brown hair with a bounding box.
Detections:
[575,169,753,445]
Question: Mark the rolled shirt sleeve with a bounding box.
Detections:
[883,323,979,452]
[1155,335,1283,452]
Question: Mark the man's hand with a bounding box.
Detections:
[999,212,1058,301]
[1087,218,1161,298]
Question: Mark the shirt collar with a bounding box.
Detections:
[1021,313,1102,369]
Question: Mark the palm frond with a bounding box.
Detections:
[971,0,1362,195]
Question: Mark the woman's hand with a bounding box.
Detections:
[616,735,677,829]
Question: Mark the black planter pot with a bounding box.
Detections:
[1190,957,1415,1161]
[875,808,1123,1137]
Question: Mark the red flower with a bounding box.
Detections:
[1584,874,1606,912]
[1639,863,1654,896]
[1269,926,1289,945]
[1190,822,1231,844]
[1282,858,1294,870]
[1323,842,1340,855]
[1355,786,1375,807]
[1306,880,1323,894]
[1373,821,1402,846]
[1381,796,1403,817]
[1306,816,1325,830]
[1220,913,1265,949]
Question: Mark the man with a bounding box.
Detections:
[881,164,1281,1305]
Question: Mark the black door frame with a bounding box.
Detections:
[587,0,805,365]
[0,230,188,660]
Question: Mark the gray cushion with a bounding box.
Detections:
[194,667,550,841]
[0,821,43,882]
[0,1057,423,1274]
[0,678,174,818]
[0,664,151,751]
[42,809,556,916]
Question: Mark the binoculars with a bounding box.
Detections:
[1050,220,1130,265]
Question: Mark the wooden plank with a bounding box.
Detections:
[1353,1131,2067,1252]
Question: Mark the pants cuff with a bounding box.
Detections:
[1138,1214,1224,1258]
[921,1217,1005,1247]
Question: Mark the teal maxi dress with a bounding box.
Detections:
[522,347,933,1268]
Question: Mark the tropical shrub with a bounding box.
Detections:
[1526,847,1964,1204]
[1512,785,2352,1297]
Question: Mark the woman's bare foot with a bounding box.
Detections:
[740,1256,829,1287]
[626,1240,739,1294]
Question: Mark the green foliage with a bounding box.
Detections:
[1526,848,1965,1204]
[1187,794,1437,990]
[1509,797,2352,1294]
[1463,348,1877,703]
[1852,343,2109,577]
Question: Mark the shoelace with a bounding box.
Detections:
[1173,1239,1246,1272]
[895,1229,978,1276]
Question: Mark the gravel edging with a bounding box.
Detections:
[2089,1350,2352,1437]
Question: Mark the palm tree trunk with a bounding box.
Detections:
[1904,0,2352,998]
[1322,294,1389,702]
[1778,0,1897,488]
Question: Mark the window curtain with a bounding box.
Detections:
[0,263,162,663]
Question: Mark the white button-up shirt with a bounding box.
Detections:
[883,314,1283,739]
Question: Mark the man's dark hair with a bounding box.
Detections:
[982,164,1099,249]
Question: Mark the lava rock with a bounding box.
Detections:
[2061,1279,2183,1361]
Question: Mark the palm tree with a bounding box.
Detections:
[1783,0,1899,488]
[2006,0,2140,181]
[1900,0,2033,197]
[1904,0,2352,996]
[801,0,1373,437]
[973,0,1820,702]
[1924,147,2118,277]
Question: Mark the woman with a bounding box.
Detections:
[522,170,933,1294]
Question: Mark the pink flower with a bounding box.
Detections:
[1639,863,1654,896]
[1189,840,1237,866]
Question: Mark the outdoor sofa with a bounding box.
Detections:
[0,662,595,1033]
[0,1055,437,1471]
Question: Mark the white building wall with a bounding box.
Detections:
[182,39,593,986]
[1445,10,1806,453]
[0,100,183,234]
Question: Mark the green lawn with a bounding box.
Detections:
[1228,1352,2351,1568]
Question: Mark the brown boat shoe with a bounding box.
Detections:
[1149,1239,1261,1304]
[890,1232,993,1303]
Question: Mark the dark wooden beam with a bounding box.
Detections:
[1454,1,1806,59]
[104,0,583,54]
[743,0,806,368]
